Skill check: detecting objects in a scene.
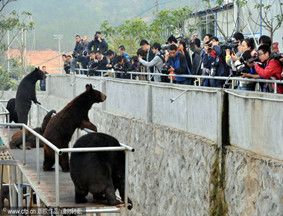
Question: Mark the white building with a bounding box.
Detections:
[185,0,283,50]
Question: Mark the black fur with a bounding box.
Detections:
[5,98,18,123]
[15,68,46,124]
[70,132,132,210]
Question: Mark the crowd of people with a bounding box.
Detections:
[61,31,283,94]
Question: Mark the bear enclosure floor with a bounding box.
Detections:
[0,128,123,213]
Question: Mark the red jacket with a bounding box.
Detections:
[255,59,283,93]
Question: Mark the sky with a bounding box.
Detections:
[7,0,194,51]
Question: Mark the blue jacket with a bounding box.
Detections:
[167,52,190,82]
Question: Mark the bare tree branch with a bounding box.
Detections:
[0,0,15,13]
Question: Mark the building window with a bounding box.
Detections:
[199,14,215,39]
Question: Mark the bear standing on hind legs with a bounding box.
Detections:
[43,84,106,172]
[15,67,46,124]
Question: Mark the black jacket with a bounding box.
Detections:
[88,39,108,54]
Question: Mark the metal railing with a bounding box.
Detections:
[0,101,134,213]
[64,68,283,94]
[0,102,10,123]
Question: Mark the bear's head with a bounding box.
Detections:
[32,67,46,80]
[85,84,107,104]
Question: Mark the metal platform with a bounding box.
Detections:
[9,148,123,210]
[0,127,126,214]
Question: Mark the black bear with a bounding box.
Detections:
[70,132,132,210]
[15,67,46,124]
[9,110,56,149]
[0,185,36,209]
[6,98,18,123]
[43,84,106,172]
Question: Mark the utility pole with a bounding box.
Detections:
[7,30,10,74]
[154,0,159,15]
[53,34,63,70]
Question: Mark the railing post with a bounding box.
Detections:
[7,114,10,144]
[23,127,26,165]
[55,153,60,207]
[17,167,23,208]
[37,104,40,127]
[146,84,152,124]
[274,82,278,94]
[124,150,129,215]
[36,137,40,184]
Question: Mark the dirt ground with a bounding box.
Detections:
[8,49,63,74]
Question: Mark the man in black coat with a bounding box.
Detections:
[70,35,87,73]
[88,31,108,54]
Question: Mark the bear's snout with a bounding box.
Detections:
[100,93,107,102]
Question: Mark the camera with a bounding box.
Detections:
[161,64,170,74]
[161,44,170,51]
[210,57,220,76]
[270,53,283,61]
[220,38,238,53]
[234,63,249,76]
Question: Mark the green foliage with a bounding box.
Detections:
[0,0,33,90]
[0,66,15,90]
[100,7,192,55]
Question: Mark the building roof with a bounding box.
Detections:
[191,2,234,17]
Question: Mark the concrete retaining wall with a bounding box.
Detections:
[225,146,283,216]
[228,91,283,161]
[47,75,223,144]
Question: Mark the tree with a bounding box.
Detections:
[0,0,34,91]
[100,7,193,55]
[246,0,283,41]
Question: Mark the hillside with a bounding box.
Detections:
[8,0,196,51]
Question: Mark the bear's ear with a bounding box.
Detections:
[85,84,93,91]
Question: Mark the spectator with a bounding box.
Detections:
[93,51,108,76]
[238,50,257,91]
[178,40,192,72]
[82,35,89,56]
[190,37,202,76]
[201,36,227,87]
[138,42,164,82]
[167,35,178,45]
[118,45,131,62]
[225,32,245,72]
[88,31,108,54]
[254,44,283,93]
[233,32,245,52]
[87,51,98,76]
[62,54,70,74]
[40,66,48,91]
[140,39,154,61]
[166,44,190,84]
[259,35,272,47]
[105,50,117,70]
[70,35,87,73]
[178,39,192,84]
[200,34,213,74]
[241,38,255,53]
[113,55,131,79]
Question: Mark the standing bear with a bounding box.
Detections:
[70,132,133,210]
[43,84,106,172]
[6,98,18,123]
[15,67,46,124]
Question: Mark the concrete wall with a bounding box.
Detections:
[47,75,223,144]
[228,91,283,161]
[225,146,283,216]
